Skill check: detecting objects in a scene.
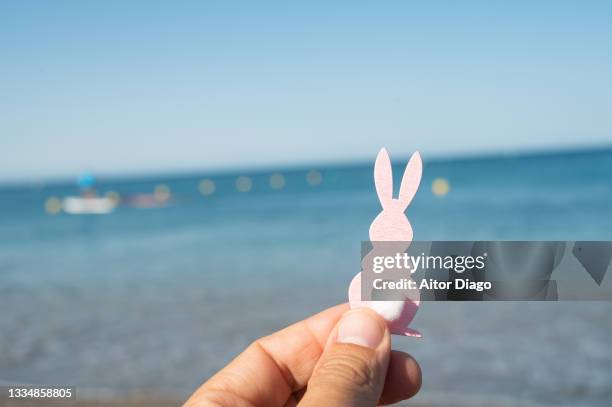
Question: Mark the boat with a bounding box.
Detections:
[62,196,116,215]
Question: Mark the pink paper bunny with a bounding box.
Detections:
[348,148,423,337]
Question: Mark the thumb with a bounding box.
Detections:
[300,308,391,407]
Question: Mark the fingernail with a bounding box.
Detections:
[337,310,385,349]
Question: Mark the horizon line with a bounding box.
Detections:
[1,142,611,188]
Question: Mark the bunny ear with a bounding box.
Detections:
[398,151,422,209]
[374,148,393,209]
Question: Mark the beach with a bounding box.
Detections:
[1,149,612,406]
[0,399,179,407]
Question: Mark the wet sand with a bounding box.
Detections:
[0,398,182,407]
[0,397,441,407]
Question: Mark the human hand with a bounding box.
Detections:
[185,304,421,406]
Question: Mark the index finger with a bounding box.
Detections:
[186,303,348,406]
[258,303,350,388]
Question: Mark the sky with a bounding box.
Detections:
[1,1,612,181]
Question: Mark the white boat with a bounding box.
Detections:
[62,196,116,215]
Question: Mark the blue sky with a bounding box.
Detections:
[1,1,611,180]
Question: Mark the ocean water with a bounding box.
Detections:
[1,148,612,406]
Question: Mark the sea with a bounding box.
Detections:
[1,148,611,406]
